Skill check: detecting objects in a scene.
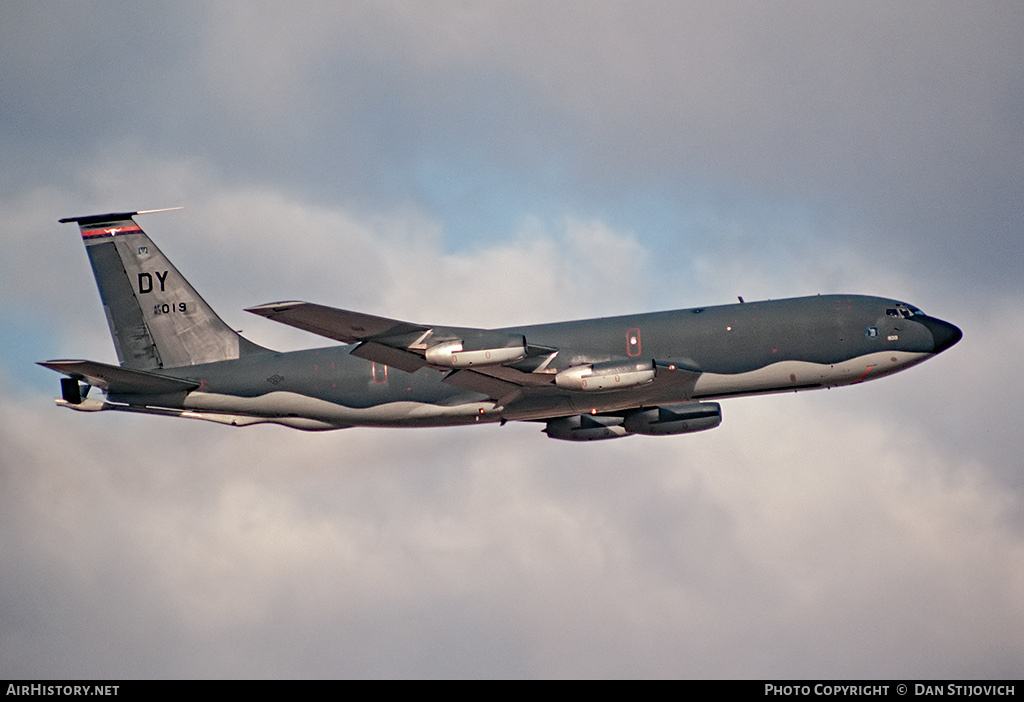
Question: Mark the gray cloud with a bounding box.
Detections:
[4,373,1022,678]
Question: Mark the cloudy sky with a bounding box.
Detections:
[2,1,1022,679]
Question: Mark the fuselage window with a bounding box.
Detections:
[372,362,388,384]
[887,305,924,320]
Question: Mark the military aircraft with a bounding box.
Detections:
[40,210,961,440]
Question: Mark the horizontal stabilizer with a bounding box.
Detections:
[38,359,198,394]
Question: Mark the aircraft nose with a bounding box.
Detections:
[921,317,962,353]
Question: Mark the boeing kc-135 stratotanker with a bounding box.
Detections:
[40,211,961,440]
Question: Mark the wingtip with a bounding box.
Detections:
[38,359,87,371]
[245,301,308,315]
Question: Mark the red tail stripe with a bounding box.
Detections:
[81,224,143,239]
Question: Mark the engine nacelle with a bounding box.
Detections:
[554,359,656,391]
[544,415,628,441]
[622,402,722,436]
[424,334,527,368]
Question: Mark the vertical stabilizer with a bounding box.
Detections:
[60,211,266,370]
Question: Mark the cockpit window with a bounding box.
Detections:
[886,304,925,319]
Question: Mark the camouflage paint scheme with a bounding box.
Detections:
[41,211,961,440]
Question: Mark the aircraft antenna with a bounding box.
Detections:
[136,207,184,215]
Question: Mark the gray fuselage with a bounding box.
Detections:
[108,294,960,430]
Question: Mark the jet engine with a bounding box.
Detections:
[622,402,721,435]
[544,403,721,441]
[543,415,628,441]
[424,333,527,368]
[554,359,656,391]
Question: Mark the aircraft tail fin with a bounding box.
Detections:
[60,211,267,370]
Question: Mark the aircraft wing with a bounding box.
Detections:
[246,300,706,410]
[247,300,558,376]
[245,301,429,344]
[440,364,560,407]
[246,300,432,372]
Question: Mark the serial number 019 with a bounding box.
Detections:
[154,302,189,315]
